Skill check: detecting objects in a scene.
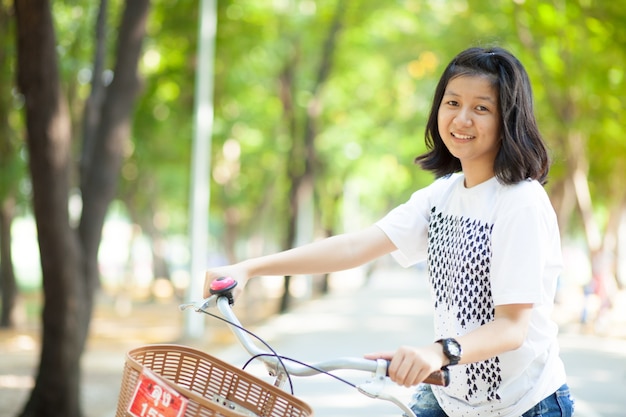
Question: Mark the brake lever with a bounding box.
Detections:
[356,360,417,417]
[178,295,217,312]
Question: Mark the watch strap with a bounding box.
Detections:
[436,338,462,366]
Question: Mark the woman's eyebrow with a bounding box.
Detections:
[443,89,496,103]
[476,95,497,103]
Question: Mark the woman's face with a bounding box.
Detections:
[437,74,501,184]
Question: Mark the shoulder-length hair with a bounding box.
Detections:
[415,46,550,185]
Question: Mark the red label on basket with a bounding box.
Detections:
[128,369,188,417]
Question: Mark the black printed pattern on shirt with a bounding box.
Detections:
[427,207,501,403]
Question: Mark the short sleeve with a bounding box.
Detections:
[490,204,551,305]
[375,177,455,267]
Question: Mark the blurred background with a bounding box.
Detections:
[1,1,625,417]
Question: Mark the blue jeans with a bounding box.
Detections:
[521,385,575,417]
[407,384,574,417]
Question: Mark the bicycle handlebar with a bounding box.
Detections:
[179,293,450,387]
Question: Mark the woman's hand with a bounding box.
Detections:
[365,344,445,387]
[203,264,250,300]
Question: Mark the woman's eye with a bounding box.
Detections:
[446,100,459,106]
[476,105,488,111]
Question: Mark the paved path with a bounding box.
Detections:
[1,266,625,416]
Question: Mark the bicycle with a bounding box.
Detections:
[115,277,449,417]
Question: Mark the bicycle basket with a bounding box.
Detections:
[116,344,313,417]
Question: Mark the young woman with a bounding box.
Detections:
[204,46,574,417]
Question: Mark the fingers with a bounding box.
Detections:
[386,346,443,387]
[391,361,435,387]
[203,269,230,298]
[202,270,219,298]
[364,349,430,386]
[203,266,248,298]
[363,352,394,361]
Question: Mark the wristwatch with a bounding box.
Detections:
[436,338,462,366]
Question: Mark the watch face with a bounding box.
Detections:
[448,341,461,357]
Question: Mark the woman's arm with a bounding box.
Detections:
[367,303,533,387]
[203,225,396,298]
[455,303,532,364]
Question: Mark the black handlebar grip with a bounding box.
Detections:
[423,368,450,387]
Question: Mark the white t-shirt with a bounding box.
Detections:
[376,173,567,417]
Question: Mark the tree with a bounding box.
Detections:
[14,0,150,415]
[0,1,21,329]
[511,0,626,291]
[274,0,348,310]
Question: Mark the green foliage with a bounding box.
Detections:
[510,0,626,206]
[0,2,27,208]
[3,0,625,261]
[102,0,626,256]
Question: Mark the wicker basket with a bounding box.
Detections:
[116,344,313,417]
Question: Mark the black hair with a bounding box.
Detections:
[415,46,550,185]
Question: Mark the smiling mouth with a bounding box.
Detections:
[451,132,474,140]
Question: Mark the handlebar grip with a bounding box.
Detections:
[423,368,450,387]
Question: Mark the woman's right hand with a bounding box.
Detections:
[203,264,250,300]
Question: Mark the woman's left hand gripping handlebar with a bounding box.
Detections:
[365,343,447,388]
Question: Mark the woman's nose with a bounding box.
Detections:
[453,109,472,126]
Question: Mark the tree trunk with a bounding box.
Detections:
[78,0,150,306]
[0,197,18,328]
[14,0,150,416]
[15,1,84,416]
[600,192,626,290]
[80,0,109,187]
[0,0,18,329]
